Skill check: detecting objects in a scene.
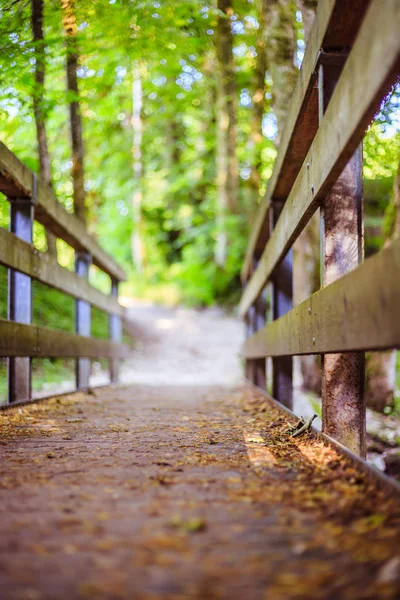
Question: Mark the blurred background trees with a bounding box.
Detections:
[0,0,399,411]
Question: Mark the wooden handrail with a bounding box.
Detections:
[240,0,400,317]
[244,238,400,358]
[241,0,371,281]
[0,319,129,359]
[0,227,124,316]
[0,142,126,282]
[241,0,400,457]
[0,141,130,405]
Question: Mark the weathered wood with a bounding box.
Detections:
[244,267,267,388]
[318,59,365,456]
[271,203,293,409]
[0,227,123,316]
[75,252,91,390]
[8,196,34,404]
[253,293,267,389]
[0,142,125,281]
[243,238,400,359]
[241,0,370,280]
[109,279,122,383]
[245,305,257,382]
[239,0,400,317]
[0,320,129,359]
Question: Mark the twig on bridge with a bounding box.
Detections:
[291,414,318,438]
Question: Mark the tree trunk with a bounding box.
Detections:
[366,351,397,412]
[131,62,144,273]
[31,0,57,256]
[61,0,86,225]
[366,161,400,411]
[293,212,321,393]
[264,0,298,145]
[215,0,239,267]
[293,0,321,394]
[296,0,318,40]
[248,0,268,218]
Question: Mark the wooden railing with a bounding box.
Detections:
[241,0,400,457]
[0,142,129,406]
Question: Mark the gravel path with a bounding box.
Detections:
[120,303,245,387]
[119,302,316,422]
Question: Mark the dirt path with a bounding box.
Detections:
[1,305,400,599]
[119,303,244,387]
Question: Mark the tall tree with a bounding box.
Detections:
[31,0,57,255]
[296,0,317,39]
[366,159,400,411]
[264,0,297,145]
[248,0,268,215]
[60,0,86,224]
[293,0,321,394]
[131,62,144,273]
[215,0,239,267]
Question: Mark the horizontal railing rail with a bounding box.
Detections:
[0,320,129,359]
[0,142,125,282]
[0,141,131,406]
[242,0,371,281]
[241,0,400,458]
[244,238,400,358]
[0,227,124,317]
[240,0,399,317]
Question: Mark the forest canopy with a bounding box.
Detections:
[0,0,399,307]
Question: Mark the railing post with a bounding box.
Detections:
[8,185,36,404]
[109,279,122,383]
[75,251,91,390]
[318,56,365,456]
[270,201,293,409]
[253,290,267,389]
[244,257,267,390]
[244,305,254,381]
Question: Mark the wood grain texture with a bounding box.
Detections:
[241,0,370,281]
[239,0,400,316]
[319,64,365,457]
[0,319,129,359]
[0,142,125,281]
[244,239,400,359]
[0,227,123,316]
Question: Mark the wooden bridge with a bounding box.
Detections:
[1,0,400,598]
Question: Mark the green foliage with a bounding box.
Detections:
[174,215,246,305]
[0,0,399,309]
[363,84,400,255]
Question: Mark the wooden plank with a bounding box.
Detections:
[0,227,123,316]
[245,295,267,388]
[0,142,126,281]
[241,0,371,281]
[109,280,122,383]
[8,197,34,404]
[318,60,365,456]
[0,319,129,359]
[270,203,293,409]
[244,239,400,359]
[239,0,400,317]
[75,252,91,390]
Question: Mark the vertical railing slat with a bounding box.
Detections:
[318,57,365,456]
[271,201,293,409]
[109,279,122,383]
[245,257,267,390]
[75,252,91,390]
[8,191,35,404]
